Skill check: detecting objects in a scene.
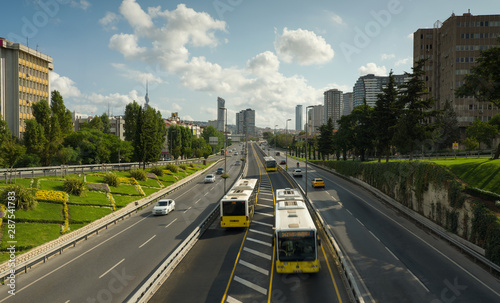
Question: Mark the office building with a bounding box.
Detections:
[353,73,408,109]
[0,38,53,138]
[305,105,324,134]
[414,11,500,127]
[343,92,354,116]
[295,105,303,131]
[236,108,256,137]
[324,89,343,129]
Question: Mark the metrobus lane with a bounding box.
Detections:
[267,170,348,303]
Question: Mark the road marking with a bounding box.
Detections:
[369,230,380,242]
[165,218,177,228]
[226,296,242,303]
[2,215,152,300]
[356,218,365,227]
[346,209,352,215]
[256,204,273,208]
[252,220,273,227]
[249,229,273,237]
[385,247,400,261]
[407,268,430,293]
[99,258,125,279]
[243,247,272,260]
[239,260,269,275]
[254,211,273,217]
[184,206,192,213]
[234,276,267,295]
[246,237,272,247]
[139,235,156,248]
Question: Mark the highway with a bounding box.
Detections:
[0,151,241,303]
[149,142,349,303]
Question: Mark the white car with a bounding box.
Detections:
[204,174,216,183]
[293,169,303,177]
[152,199,175,215]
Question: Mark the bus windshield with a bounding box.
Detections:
[266,160,276,168]
[277,235,316,261]
[222,200,246,216]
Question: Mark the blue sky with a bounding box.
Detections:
[2,0,499,128]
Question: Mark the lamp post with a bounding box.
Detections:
[305,105,314,198]
[285,118,291,171]
[274,124,278,153]
[219,107,228,192]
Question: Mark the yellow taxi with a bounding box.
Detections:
[311,178,325,188]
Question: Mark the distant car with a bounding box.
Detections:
[275,152,280,156]
[216,167,224,174]
[280,160,286,165]
[204,174,215,183]
[235,160,241,165]
[234,152,238,155]
[312,178,325,188]
[152,199,175,215]
[293,169,302,177]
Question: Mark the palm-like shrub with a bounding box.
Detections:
[64,177,87,196]
[130,169,147,181]
[103,172,120,187]
[0,185,37,210]
[150,167,164,177]
[166,164,179,173]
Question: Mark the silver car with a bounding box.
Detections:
[204,174,216,183]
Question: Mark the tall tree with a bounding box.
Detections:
[23,119,47,155]
[435,100,460,150]
[466,119,498,149]
[334,114,356,160]
[100,112,111,134]
[50,90,73,136]
[392,59,439,160]
[456,39,500,158]
[317,118,335,160]
[351,103,375,161]
[88,116,104,131]
[32,99,52,134]
[374,70,400,162]
[132,106,166,168]
[124,101,141,141]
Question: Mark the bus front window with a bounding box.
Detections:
[278,236,315,261]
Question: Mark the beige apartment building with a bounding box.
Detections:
[414,12,500,129]
[0,37,53,138]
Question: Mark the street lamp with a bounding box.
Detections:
[274,124,278,153]
[285,118,291,171]
[305,105,314,198]
[219,107,228,192]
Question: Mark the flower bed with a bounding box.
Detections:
[35,190,68,203]
[119,177,138,185]
[87,182,111,193]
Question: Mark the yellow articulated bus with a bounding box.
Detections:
[220,178,258,228]
[275,188,320,274]
[263,156,277,172]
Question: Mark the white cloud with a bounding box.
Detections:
[274,28,334,66]
[247,51,280,76]
[119,0,154,31]
[109,33,147,59]
[395,57,412,67]
[51,72,82,98]
[99,12,121,31]
[71,0,91,11]
[408,33,414,40]
[381,53,395,60]
[359,63,387,76]
[111,63,164,85]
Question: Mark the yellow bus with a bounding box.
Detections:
[263,156,277,172]
[275,188,320,273]
[220,178,258,228]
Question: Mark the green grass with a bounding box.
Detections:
[0,178,34,188]
[424,157,500,195]
[137,178,162,188]
[109,184,141,196]
[69,191,110,206]
[112,195,140,208]
[38,179,65,191]
[15,202,64,222]
[85,174,105,184]
[142,187,161,196]
[0,223,61,251]
[68,205,113,223]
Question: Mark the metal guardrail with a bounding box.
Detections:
[312,162,500,277]
[127,149,249,303]
[256,145,363,303]
[0,160,221,282]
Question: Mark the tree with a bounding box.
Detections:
[32,99,52,133]
[392,59,439,160]
[334,114,355,160]
[201,125,224,153]
[455,39,500,158]
[1,139,26,171]
[317,118,335,160]
[0,115,11,144]
[466,119,498,149]
[24,119,47,155]
[50,90,73,136]
[88,116,104,131]
[101,112,111,134]
[124,101,141,141]
[351,103,375,161]
[434,100,460,150]
[132,106,166,168]
[374,70,400,162]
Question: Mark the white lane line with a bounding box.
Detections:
[226,296,242,303]
[139,235,156,248]
[256,204,273,208]
[253,220,273,227]
[385,247,400,261]
[184,206,192,213]
[244,247,272,260]
[369,231,380,242]
[233,276,267,295]
[99,258,125,279]
[255,211,273,217]
[356,218,365,227]
[165,218,178,228]
[4,215,152,299]
[239,260,269,275]
[407,268,430,293]
[246,237,272,247]
[249,229,273,237]
[346,209,352,215]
